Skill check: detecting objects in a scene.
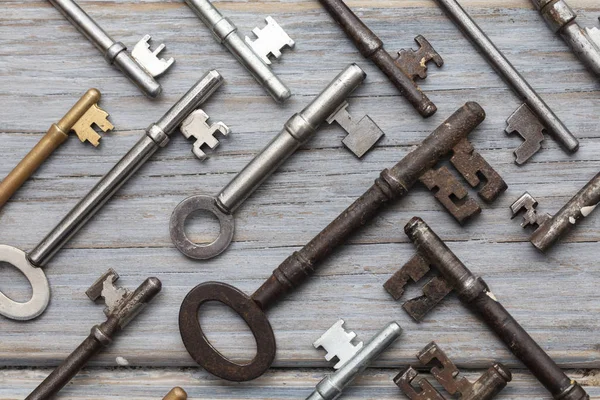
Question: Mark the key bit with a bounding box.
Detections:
[505,104,545,165]
[25,271,162,400]
[0,88,112,210]
[313,319,363,369]
[326,101,384,158]
[510,192,551,228]
[395,342,511,400]
[307,321,402,400]
[395,35,444,81]
[131,34,176,78]
[245,16,295,65]
[384,217,589,400]
[163,387,188,400]
[180,109,230,161]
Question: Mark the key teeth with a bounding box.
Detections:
[506,104,545,165]
[313,319,363,369]
[245,16,295,65]
[585,24,600,49]
[86,268,131,316]
[510,192,551,228]
[327,101,385,158]
[132,34,175,78]
[72,104,114,147]
[395,35,443,81]
[180,109,230,161]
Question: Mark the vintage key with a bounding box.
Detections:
[49,0,174,98]
[0,89,112,209]
[163,387,188,400]
[530,0,600,77]
[0,71,225,321]
[178,102,504,382]
[25,269,161,400]
[319,0,443,117]
[185,0,293,103]
[170,64,387,260]
[307,320,402,400]
[511,171,599,252]
[395,341,511,400]
[434,0,579,164]
[384,217,589,400]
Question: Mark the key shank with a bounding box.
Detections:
[404,217,589,400]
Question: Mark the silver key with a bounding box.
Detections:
[327,101,384,158]
[180,109,230,161]
[0,71,224,321]
[307,319,402,400]
[49,0,174,98]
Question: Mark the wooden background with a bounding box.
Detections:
[1,0,599,398]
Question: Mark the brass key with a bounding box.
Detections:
[163,387,187,400]
[0,88,113,209]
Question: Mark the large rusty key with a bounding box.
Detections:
[179,102,505,382]
[384,217,589,400]
[0,89,113,209]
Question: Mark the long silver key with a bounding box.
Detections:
[0,71,225,321]
[49,0,175,98]
[435,0,579,164]
[185,0,293,103]
[307,319,402,400]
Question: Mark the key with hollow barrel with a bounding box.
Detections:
[383,217,589,400]
[531,0,600,77]
[511,171,600,252]
[0,71,226,321]
[434,0,579,164]
[185,0,294,103]
[25,269,161,400]
[49,0,174,98]
[318,0,443,117]
[170,64,389,260]
[0,88,112,210]
[178,102,505,382]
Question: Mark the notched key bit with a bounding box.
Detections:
[132,34,176,78]
[395,342,511,400]
[245,16,295,65]
[313,319,363,369]
[326,101,384,158]
[180,109,230,161]
[510,172,600,252]
[395,35,444,81]
[505,104,546,165]
[72,103,114,146]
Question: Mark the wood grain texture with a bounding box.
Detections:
[0,0,599,397]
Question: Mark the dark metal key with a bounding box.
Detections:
[178,102,504,382]
[25,269,162,400]
[384,217,589,400]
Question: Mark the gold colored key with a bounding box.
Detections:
[163,387,187,400]
[0,88,113,209]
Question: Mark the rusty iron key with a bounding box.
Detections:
[178,102,505,382]
[383,217,589,400]
[511,171,599,252]
[318,0,443,117]
[395,341,511,400]
[0,89,113,210]
[25,269,162,400]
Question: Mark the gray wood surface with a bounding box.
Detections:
[0,0,599,398]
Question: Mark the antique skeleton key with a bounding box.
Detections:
[0,71,225,321]
[395,342,511,400]
[0,89,112,209]
[178,102,504,382]
[49,0,174,98]
[25,269,161,400]
[170,64,386,260]
[531,0,600,77]
[185,0,294,103]
[434,0,579,164]
[163,387,188,400]
[307,320,403,400]
[319,0,443,117]
[384,217,589,400]
[511,171,599,252]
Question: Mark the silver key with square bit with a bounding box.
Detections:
[327,101,385,158]
[180,109,230,160]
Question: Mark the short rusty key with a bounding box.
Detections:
[163,387,187,400]
[511,171,600,252]
[384,217,589,400]
[0,89,113,210]
[395,341,511,400]
[318,0,443,117]
[25,269,162,400]
[179,102,504,382]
